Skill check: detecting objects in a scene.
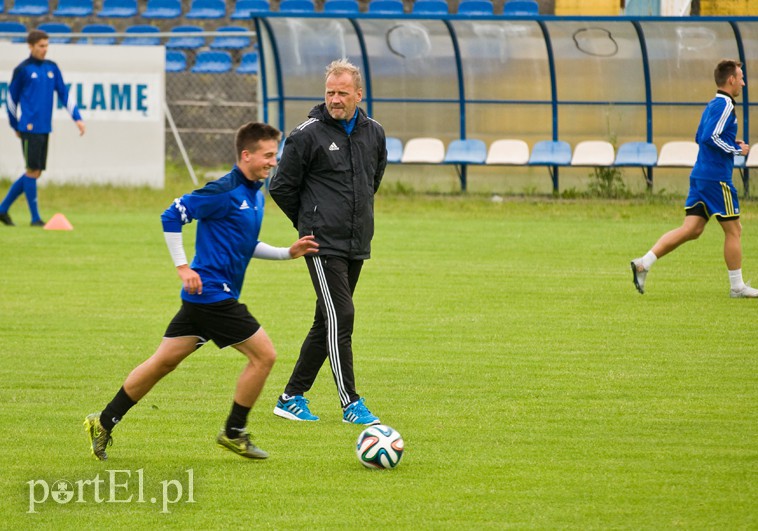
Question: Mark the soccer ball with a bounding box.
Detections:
[355,424,404,469]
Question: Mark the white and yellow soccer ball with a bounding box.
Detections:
[355,424,404,469]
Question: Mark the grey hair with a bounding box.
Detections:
[325,59,362,90]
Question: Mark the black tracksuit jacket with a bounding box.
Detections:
[270,104,387,260]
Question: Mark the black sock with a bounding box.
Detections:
[225,401,251,439]
[100,387,137,432]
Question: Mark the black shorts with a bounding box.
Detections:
[20,133,49,171]
[164,298,261,349]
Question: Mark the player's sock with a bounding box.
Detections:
[641,251,657,270]
[22,176,41,223]
[0,174,27,214]
[728,268,745,291]
[225,401,251,439]
[100,386,138,431]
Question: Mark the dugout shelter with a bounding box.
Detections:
[252,11,758,191]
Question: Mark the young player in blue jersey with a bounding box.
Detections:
[0,30,85,227]
[84,122,319,460]
[631,59,756,298]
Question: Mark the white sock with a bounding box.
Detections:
[728,269,745,291]
[641,251,657,270]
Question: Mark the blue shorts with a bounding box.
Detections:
[684,178,740,220]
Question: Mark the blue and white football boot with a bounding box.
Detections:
[273,394,319,421]
[343,398,380,425]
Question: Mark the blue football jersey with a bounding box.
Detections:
[161,166,265,303]
[6,56,82,134]
[690,92,743,182]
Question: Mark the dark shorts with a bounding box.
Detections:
[164,298,261,349]
[685,178,740,221]
[20,133,49,171]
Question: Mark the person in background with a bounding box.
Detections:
[1,30,85,227]
[631,59,755,298]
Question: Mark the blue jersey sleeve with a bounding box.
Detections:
[700,97,741,155]
[161,180,231,232]
[53,64,82,123]
[6,65,23,131]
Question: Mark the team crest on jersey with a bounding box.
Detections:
[48,72,54,79]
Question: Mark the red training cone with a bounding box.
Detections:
[44,213,74,231]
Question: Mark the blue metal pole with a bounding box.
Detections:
[348,18,373,118]
[537,20,559,192]
[632,20,654,189]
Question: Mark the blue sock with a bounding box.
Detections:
[22,176,41,223]
[0,174,27,214]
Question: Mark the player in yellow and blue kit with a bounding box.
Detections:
[631,59,756,298]
[1,30,85,227]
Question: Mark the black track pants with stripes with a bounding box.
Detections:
[284,255,364,408]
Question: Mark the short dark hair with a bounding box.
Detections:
[235,122,280,160]
[714,59,742,87]
[27,30,48,45]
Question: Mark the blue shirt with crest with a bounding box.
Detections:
[6,56,82,134]
[161,166,265,303]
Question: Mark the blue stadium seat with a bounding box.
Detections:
[210,26,251,50]
[236,51,259,74]
[79,23,117,45]
[166,25,205,50]
[8,0,49,16]
[367,0,403,13]
[614,142,657,167]
[412,0,448,14]
[166,50,188,72]
[386,137,403,163]
[97,0,138,17]
[38,22,73,44]
[122,25,161,46]
[614,141,658,187]
[324,0,360,13]
[279,0,315,12]
[443,139,486,191]
[230,0,270,18]
[54,0,93,16]
[0,21,27,42]
[186,0,226,19]
[503,0,539,15]
[141,0,182,19]
[528,140,571,191]
[529,140,571,165]
[192,51,233,74]
[444,139,487,165]
[457,0,493,15]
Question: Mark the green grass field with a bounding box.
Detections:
[0,178,756,529]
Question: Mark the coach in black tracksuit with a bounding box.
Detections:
[269,59,387,425]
